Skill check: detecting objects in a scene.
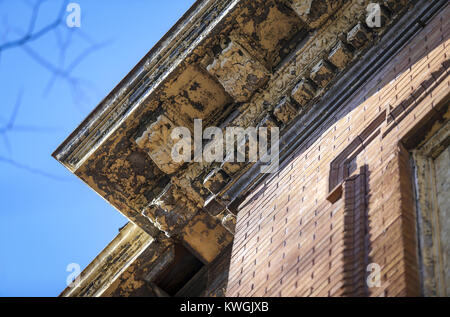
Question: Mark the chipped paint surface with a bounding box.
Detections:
[328,40,353,70]
[291,78,316,107]
[60,222,154,297]
[273,98,298,125]
[233,0,305,67]
[181,212,233,263]
[207,41,269,102]
[135,115,183,174]
[289,0,345,29]
[412,118,450,297]
[143,183,199,236]
[54,0,416,297]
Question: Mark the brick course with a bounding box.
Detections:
[227,6,449,297]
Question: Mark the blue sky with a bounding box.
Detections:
[0,0,195,297]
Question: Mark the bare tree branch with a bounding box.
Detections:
[0,0,68,53]
[0,89,23,154]
[0,156,70,181]
[0,90,68,181]
[5,21,111,109]
[0,89,59,139]
[0,0,109,180]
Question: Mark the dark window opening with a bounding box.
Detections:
[153,244,204,296]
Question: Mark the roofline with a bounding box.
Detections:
[52,0,207,162]
[59,222,153,297]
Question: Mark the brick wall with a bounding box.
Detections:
[227,5,449,297]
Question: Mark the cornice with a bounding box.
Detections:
[53,0,440,278]
[54,0,449,297]
[53,0,239,172]
[60,222,153,297]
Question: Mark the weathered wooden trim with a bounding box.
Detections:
[60,222,153,297]
[53,0,239,172]
[411,120,450,296]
